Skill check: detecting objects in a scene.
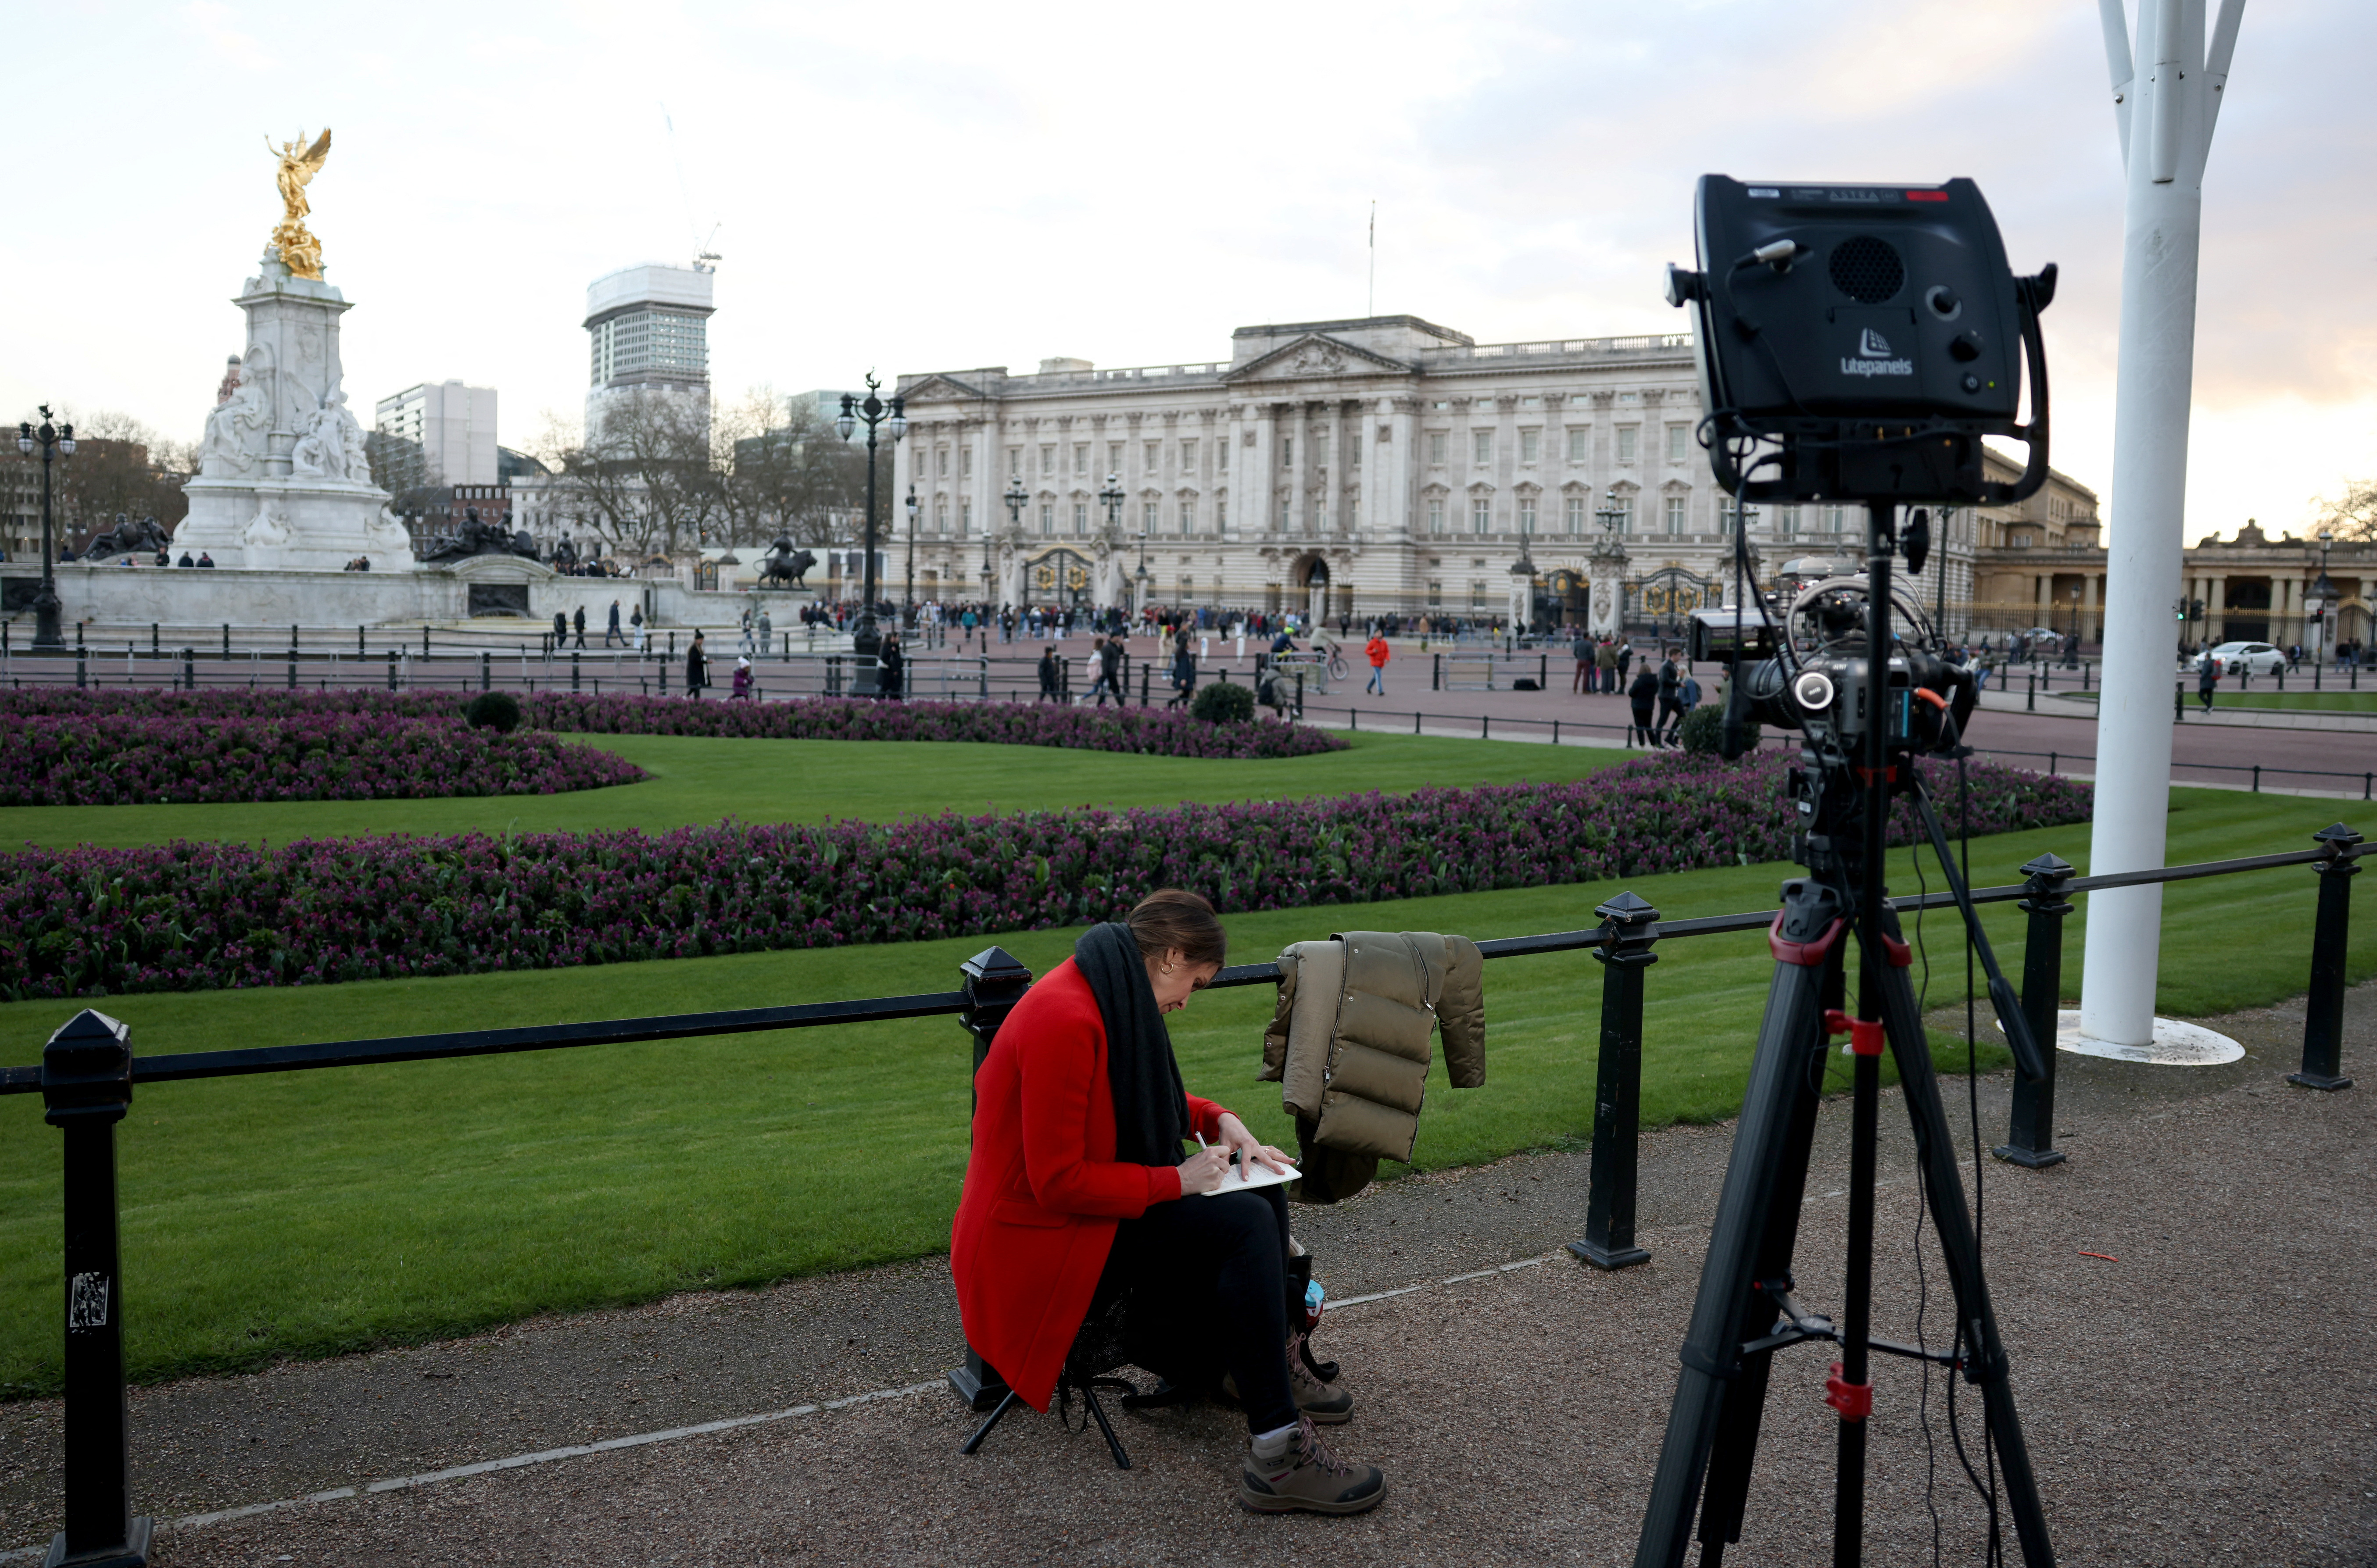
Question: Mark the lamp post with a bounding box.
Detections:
[1097,472,1124,624]
[16,407,75,650]
[2308,529,2337,665]
[995,476,1025,611]
[834,374,907,673]
[1133,525,1152,626]
[903,482,919,626]
[2067,585,2083,667]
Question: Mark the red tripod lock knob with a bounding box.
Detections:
[1822,1011,1886,1056]
[1825,1363,1872,1422]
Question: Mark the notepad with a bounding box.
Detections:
[1201,1158,1299,1197]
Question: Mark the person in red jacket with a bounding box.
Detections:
[951,889,1385,1514]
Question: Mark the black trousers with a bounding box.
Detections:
[1102,1183,1295,1433]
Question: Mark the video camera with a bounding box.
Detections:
[1665,175,2055,507]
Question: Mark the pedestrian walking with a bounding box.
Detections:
[685,630,709,699]
[731,655,753,700]
[605,599,623,647]
[551,610,567,650]
[1596,636,1618,694]
[1364,631,1390,695]
[1572,628,1592,693]
[2198,651,2219,712]
[1037,645,1062,703]
[879,631,905,700]
[1169,633,1197,708]
[1627,664,1660,748]
[757,608,773,653]
[1655,650,1684,745]
[1095,633,1124,706]
[573,606,587,649]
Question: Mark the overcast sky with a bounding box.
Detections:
[4,0,2367,543]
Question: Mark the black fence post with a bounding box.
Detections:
[481,650,492,693]
[2026,672,2035,711]
[1995,853,2073,1167]
[571,650,581,693]
[75,647,87,689]
[1432,652,1442,691]
[385,648,397,692]
[2291,824,2361,1091]
[181,648,194,692]
[286,648,297,690]
[357,625,365,658]
[151,624,159,658]
[949,946,1033,1411]
[41,1008,153,1567]
[1572,891,1658,1270]
[422,626,430,660]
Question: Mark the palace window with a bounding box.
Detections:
[960,448,973,479]
[1073,503,1087,535]
[1179,439,1196,473]
[1473,430,1493,464]
[1281,436,1294,468]
[1519,498,1537,536]
[1073,443,1088,475]
[935,498,948,534]
[1567,428,1589,463]
[937,448,951,478]
[1428,499,1446,535]
[1667,425,1688,464]
[960,499,972,536]
[1520,428,1540,464]
[1278,494,1292,532]
[1144,500,1160,532]
[1181,575,1195,600]
[1107,443,1121,473]
[1473,498,1492,536]
[1040,504,1053,536]
[1040,445,1055,475]
[1774,505,1798,537]
[1178,498,1194,535]
[1612,496,1634,532]
[1617,426,1639,464]
[1314,429,1329,463]
[1520,395,1541,409]
[1567,496,1585,535]
[1216,498,1227,531]
[1471,579,1490,608]
[1347,493,1358,528]
[1145,441,1160,473]
[1665,496,1688,534]
[1428,580,1443,607]
[1009,447,1022,477]
[1427,432,1448,464]
[1825,505,1846,534]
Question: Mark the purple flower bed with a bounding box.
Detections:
[0,709,644,807]
[0,750,2089,1000]
[0,687,1346,762]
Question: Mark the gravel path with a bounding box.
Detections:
[3,989,2370,1565]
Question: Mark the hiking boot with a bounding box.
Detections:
[1238,1416,1385,1515]
[1220,1331,1353,1424]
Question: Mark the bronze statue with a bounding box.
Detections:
[757,536,816,589]
[266,128,332,279]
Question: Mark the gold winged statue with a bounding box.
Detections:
[265,128,332,279]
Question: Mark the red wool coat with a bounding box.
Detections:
[949,957,1230,1412]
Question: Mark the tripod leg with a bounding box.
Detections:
[1832,962,1884,1567]
[1866,911,2058,1568]
[959,1389,1020,1455]
[1697,935,1843,1567]
[1636,879,1846,1568]
[1081,1384,1132,1470]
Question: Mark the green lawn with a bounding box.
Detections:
[0,730,1633,850]
[1,785,2363,1394]
[2073,688,2377,713]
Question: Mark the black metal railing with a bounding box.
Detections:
[1,827,2363,1561]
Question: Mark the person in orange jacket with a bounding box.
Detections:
[1364,632,1390,696]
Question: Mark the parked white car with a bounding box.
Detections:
[2204,641,2288,677]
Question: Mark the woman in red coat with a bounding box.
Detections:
[951,889,1385,1514]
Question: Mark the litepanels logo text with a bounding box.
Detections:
[1843,325,1913,378]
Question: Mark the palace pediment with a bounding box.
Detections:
[900,373,992,402]
[1223,333,1411,384]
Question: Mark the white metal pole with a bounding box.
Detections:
[2080,0,2244,1047]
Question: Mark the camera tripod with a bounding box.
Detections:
[1634,506,2055,1568]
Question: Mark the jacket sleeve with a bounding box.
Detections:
[1259,949,1300,1083]
[1185,1094,1232,1143]
[1437,934,1487,1089]
[1015,1004,1180,1215]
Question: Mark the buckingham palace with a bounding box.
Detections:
[890,312,1976,634]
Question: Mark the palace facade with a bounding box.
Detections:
[891,313,1978,633]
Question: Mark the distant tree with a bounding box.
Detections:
[713,387,869,548]
[531,393,718,562]
[48,409,196,545]
[2313,479,2377,543]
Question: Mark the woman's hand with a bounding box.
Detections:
[1176,1146,1233,1195]
[1214,1113,1293,1176]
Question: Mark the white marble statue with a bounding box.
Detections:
[200,370,272,478]
[291,389,368,482]
[365,505,415,560]
[244,499,292,546]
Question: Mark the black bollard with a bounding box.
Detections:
[572,650,581,693]
[182,648,194,692]
[948,946,1035,1411]
[2290,824,2362,1091]
[481,650,492,693]
[153,624,160,658]
[386,648,397,692]
[1995,854,2074,1166]
[75,647,87,689]
[1572,892,1659,1269]
[358,625,365,657]
[41,1009,154,1568]
[286,648,297,690]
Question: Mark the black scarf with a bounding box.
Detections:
[1075,922,1189,1168]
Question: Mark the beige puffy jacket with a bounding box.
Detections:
[1259,930,1486,1202]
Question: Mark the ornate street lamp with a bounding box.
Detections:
[1095,473,1126,624]
[994,476,1025,608]
[2308,528,2338,664]
[903,482,919,625]
[16,407,75,650]
[835,373,907,671]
